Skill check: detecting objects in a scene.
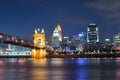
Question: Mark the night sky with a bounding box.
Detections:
[0,0,120,42]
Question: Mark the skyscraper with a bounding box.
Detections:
[52,27,60,48]
[87,23,99,44]
[113,33,120,50]
[57,24,62,42]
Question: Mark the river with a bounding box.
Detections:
[0,58,120,80]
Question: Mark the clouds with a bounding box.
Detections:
[60,18,91,26]
[85,0,120,25]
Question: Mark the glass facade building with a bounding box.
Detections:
[52,28,60,48]
[87,23,99,44]
[113,33,120,50]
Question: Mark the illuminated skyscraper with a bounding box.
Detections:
[87,23,99,44]
[57,24,62,42]
[52,27,60,48]
[113,33,120,50]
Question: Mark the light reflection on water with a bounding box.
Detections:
[0,58,120,80]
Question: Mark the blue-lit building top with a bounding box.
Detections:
[78,32,85,42]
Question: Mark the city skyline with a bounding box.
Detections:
[0,0,120,42]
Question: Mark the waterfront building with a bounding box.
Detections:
[76,32,85,52]
[87,23,99,44]
[86,23,100,52]
[105,38,110,45]
[71,33,85,46]
[68,32,86,53]
[62,37,69,46]
[61,37,70,52]
[113,33,120,50]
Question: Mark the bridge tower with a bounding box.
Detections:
[32,28,46,58]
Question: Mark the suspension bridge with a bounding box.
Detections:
[0,28,47,58]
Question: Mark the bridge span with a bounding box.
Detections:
[0,28,46,58]
[0,33,41,49]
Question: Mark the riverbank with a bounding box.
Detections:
[0,53,120,58]
[0,55,31,58]
[46,53,120,58]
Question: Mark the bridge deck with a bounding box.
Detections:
[0,33,42,49]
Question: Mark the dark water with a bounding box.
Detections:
[0,58,120,80]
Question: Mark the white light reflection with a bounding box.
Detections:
[50,58,64,66]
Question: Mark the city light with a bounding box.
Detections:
[78,32,84,37]
[0,35,3,39]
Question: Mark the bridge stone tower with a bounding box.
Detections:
[32,28,46,58]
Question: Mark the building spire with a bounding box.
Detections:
[57,24,61,31]
[41,28,45,33]
[34,28,37,34]
[57,24,62,42]
[37,28,40,33]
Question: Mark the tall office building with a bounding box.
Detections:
[113,33,120,50]
[52,27,60,48]
[87,23,99,44]
[57,24,62,42]
[62,37,69,46]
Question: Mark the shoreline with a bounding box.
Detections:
[0,55,31,58]
[0,53,120,58]
[46,53,120,58]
